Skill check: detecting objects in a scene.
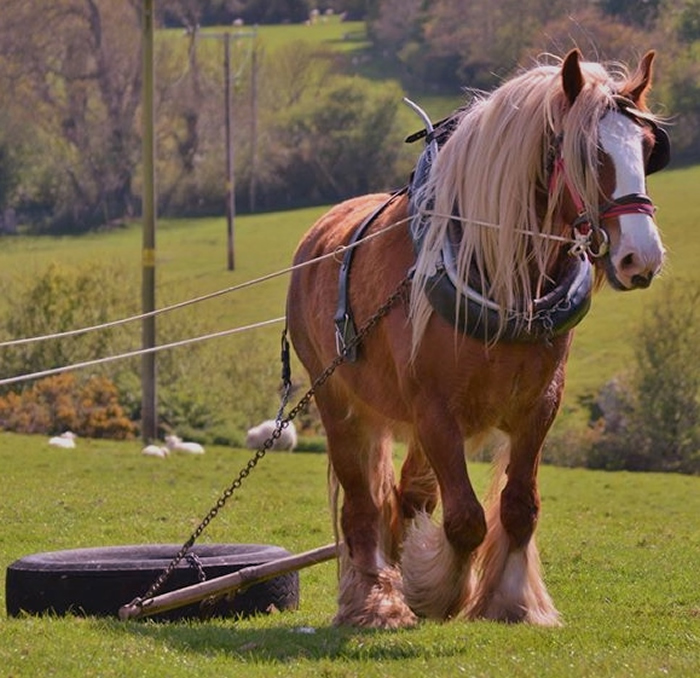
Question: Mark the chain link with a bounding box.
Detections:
[184,553,207,583]
[125,275,412,613]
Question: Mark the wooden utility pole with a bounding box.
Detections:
[194,28,256,271]
[249,45,260,213]
[141,0,157,442]
[223,33,235,271]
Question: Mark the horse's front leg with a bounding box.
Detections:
[400,408,486,619]
[315,383,416,629]
[468,406,562,626]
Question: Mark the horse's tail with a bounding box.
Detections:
[328,461,342,580]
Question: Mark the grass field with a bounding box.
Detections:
[0,433,698,677]
[188,15,370,53]
[2,15,698,675]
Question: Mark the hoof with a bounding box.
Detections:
[469,547,562,626]
[335,566,418,629]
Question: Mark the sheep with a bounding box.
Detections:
[165,434,205,455]
[246,420,297,451]
[141,444,169,458]
[48,431,77,449]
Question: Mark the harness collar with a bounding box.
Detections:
[406,99,594,344]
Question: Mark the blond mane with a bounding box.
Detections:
[409,57,635,356]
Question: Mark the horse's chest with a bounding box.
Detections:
[443,342,569,429]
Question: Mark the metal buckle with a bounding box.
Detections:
[334,313,358,361]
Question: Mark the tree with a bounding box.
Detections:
[654,0,700,162]
[675,0,700,43]
[597,0,662,28]
[0,0,144,231]
[279,76,404,201]
[0,134,20,213]
[370,0,593,90]
[532,6,653,66]
[631,283,700,472]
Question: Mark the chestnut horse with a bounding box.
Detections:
[286,50,668,628]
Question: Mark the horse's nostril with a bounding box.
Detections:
[631,273,652,289]
[621,253,635,270]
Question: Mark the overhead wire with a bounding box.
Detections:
[0,214,412,386]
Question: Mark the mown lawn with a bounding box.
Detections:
[0,433,698,677]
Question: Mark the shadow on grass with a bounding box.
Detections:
[106,615,462,663]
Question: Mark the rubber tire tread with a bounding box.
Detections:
[5,543,299,621]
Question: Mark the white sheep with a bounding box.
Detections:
[246,420,297,451]
[141,444,169,458]
[48,431,77,449]
[165,434,205,454]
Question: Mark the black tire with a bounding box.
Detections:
[6,543,299,621]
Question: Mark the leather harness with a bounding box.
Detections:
[333,99,670,360]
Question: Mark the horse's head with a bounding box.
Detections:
[558,49,668,291]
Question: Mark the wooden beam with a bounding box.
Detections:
[119,542,339,621]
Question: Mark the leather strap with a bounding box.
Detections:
[334,187,408,361]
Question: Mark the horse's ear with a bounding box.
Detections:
[562,49,584,106]
[623,50,656,107]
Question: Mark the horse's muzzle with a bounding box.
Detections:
[630,272,654,289]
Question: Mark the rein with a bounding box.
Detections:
[417,209,594,254]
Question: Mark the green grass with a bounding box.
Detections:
[251,17,370,54]
[0,433,698,677]
[165,16,370,59]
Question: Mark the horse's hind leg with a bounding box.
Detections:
[397,437,439,521]
[468,425,561,626]
[319,387,416,629]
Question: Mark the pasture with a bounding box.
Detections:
[188,15,370,54]
[2,12,699,674]
[0,139,699,678]
[0,434,698,676]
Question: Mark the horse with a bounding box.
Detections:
[286,49,669,629]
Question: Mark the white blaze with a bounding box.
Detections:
[598,111,664,287]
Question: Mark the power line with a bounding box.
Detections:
[0,317,285,388]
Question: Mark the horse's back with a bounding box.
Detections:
[291,193,398,267]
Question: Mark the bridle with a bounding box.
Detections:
[551,156,657,258]
[550,98,670,261]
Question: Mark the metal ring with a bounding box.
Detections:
[587,227,610,258]
[333,245,346,264]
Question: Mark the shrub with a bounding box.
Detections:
[588,282,700,474]
[0,262,137,387]
[0,373,135,439]
[542,414,602,469]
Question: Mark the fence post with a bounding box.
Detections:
[141,0,157,442]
